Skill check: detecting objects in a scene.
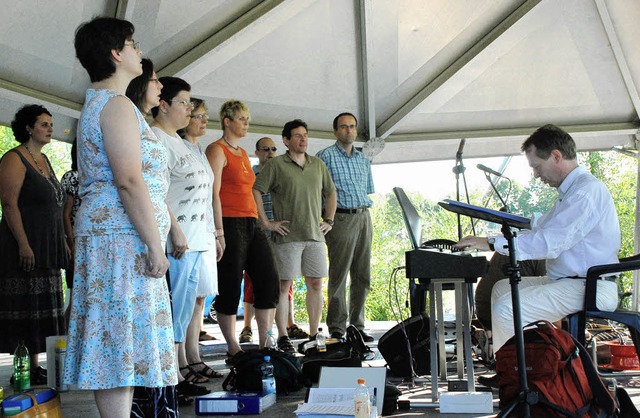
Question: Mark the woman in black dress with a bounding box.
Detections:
[0,104,68,384]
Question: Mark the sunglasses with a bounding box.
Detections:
[259,147,277,152]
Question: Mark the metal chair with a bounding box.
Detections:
[567,254,640,362]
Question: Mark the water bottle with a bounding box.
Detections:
[260,356,276,394]
[354,378,370,418]
[12,341,30,392]
[265,330,278,350]
[55,338,69,392]
[316,327,327,352]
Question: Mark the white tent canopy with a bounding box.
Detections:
[0,0,639,163]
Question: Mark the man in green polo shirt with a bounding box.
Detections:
[253,119,337,352]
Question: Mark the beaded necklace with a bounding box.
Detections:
[24,145,64,207]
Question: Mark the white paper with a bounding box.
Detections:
[295,401,355,415]
[297,388,378,417]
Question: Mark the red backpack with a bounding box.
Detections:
[496,320,616,417]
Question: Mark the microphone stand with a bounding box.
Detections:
[483,172,509,213]
[452,139,475,239]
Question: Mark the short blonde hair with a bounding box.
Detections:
[219,100,249,131]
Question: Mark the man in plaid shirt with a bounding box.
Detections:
[316,112,375,342]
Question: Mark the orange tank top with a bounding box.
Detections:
[216,142,257,218]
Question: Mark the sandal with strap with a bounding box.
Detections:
[287,324,309,339]
[177,392,193,407]
[189,361,223,378]
[180,365,209,384]
[177,379,210,396]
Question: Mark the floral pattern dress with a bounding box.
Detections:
[63,88,177,389]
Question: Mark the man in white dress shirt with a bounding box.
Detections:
[456,124,620,383]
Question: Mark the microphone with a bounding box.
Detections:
[456,138,466,159]
[477,163,503,178]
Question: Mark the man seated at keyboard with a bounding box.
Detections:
[455,124,620,387]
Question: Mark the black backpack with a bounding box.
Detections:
[222,348,304,395]
[297,325,375,386]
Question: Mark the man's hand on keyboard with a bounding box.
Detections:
[454,236,490,251]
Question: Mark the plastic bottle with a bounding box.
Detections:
[354,378,370,418]
[12,341,30,392]
[316,327,327,352]
[261,355,276,394]
[55,338,69,392]
[265,330,278,350]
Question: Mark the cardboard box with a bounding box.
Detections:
[439,391,494,414]
[195,391,276,415]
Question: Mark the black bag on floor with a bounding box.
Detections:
[298,339,361,387]
[222,348,303,395]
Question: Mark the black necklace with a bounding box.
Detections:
[24,145,64,207]
[222,137,239,150]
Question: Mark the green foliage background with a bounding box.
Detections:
[0,124,636,321]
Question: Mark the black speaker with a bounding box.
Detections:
[378,313,431,377]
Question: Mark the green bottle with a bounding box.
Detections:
[12,341,30,392]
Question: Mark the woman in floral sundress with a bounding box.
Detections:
[63,17,176,418]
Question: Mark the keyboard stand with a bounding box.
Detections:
[425,278,476,403]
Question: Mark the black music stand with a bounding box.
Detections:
[439,199,535,418]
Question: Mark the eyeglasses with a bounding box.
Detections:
[170,99,195,108]
[191,113,207,120]
[259,146,277,152]
[148,78,161,84]
[124,41,140,50]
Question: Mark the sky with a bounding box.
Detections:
[371,155,534,202]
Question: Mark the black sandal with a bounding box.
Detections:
[176,379,210,396]
[180,365,208,384]
[31,366,48,386]
[177,392,193,407]
[189,361,223,378]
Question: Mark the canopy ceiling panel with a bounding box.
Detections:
[185,0,363,129]
[0,0,637,163]
[398,0,634,134]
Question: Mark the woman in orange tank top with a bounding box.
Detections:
[205,100,279,358]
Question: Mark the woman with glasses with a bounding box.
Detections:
[205,100,279,359]
[150,77,214,401]
[64,18,175,418]
[176,97,223,381]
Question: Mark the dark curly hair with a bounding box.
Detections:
[282,119,308,139]
[126,58,155,113]
[11,104,52,143]
[75,17,135,82]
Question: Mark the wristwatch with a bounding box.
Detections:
[487,237,496,251]
[323,218,334,226]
